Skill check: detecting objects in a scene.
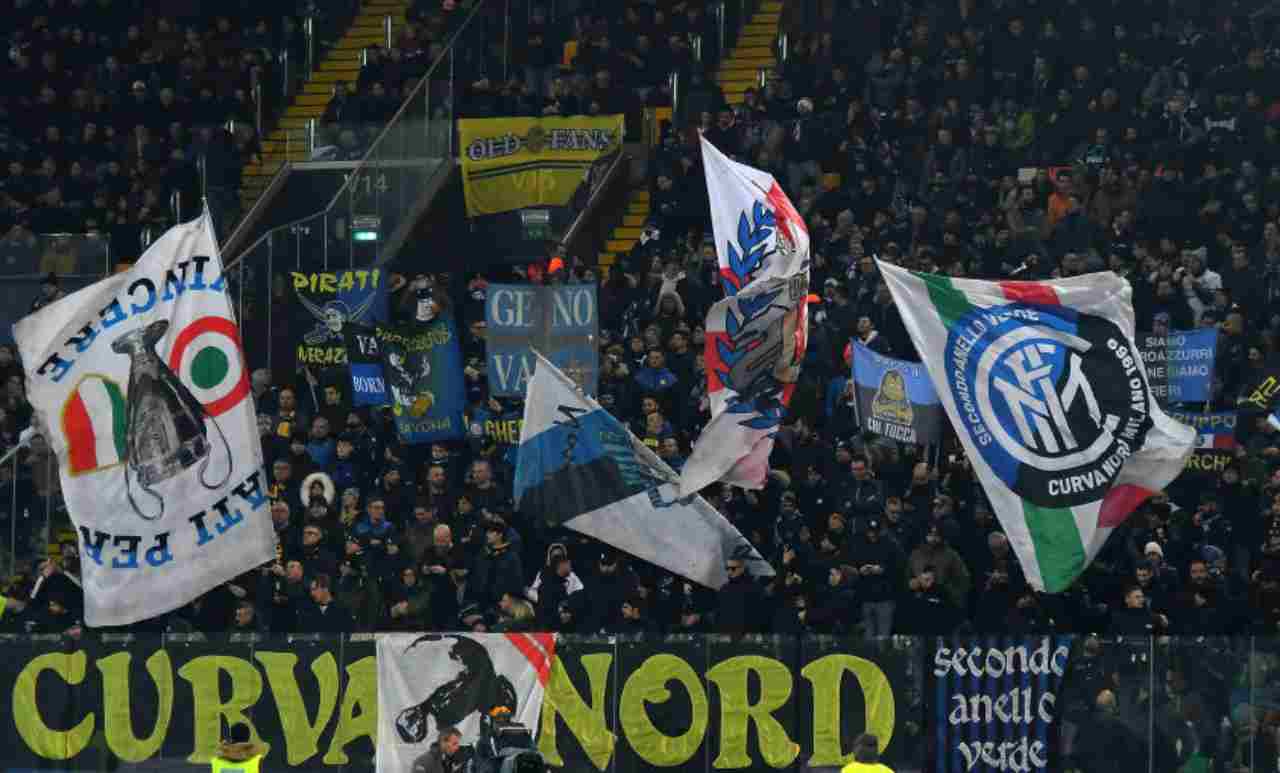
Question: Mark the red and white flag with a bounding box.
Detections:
[679,137,811,495]
[376,633,556,773]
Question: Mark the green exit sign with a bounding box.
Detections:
[521,209,552,240]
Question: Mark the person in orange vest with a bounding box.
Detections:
[209,724,266,773]
[841,733,895,773]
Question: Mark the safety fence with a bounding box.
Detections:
[0,633,1273,771]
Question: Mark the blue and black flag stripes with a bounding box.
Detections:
[515,352,772,589]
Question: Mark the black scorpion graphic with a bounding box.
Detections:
[395,635,519,744]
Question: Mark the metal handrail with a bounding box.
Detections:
[561,151,628,247]
[321,0,489,213]
[225,0,493,268]
[384,14,393,48]
[304,16,315,75]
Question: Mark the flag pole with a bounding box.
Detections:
[8,448,17,578]
[849,337,862,433]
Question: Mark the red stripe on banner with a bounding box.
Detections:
[531,633,556,660]
[1212,434,1236,449]
[999,281,1060,306]
[705,331,729,393]
[1097,484,1154,528]
[63,392,97,473]
[505,633,551,686]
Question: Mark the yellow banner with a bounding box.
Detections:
[457,115,624,216]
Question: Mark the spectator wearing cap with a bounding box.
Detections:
[471,518,524,619]
[1142,540,1181,588]
[370,463,410,520]
[847,517,902,636]
[908,523,970,609]
[530,546,582,629]
[329,433,369,494]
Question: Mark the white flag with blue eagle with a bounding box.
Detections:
[678,137,812,495]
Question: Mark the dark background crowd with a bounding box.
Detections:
[1,0,1280,664]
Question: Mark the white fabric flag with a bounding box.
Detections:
[679,137,811,494]
[13,211,275,625]
[376,633,555,773]
[877,261,1195,592]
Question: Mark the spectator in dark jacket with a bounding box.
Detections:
[714,557,765,635]
[295,575,355,633]
[471,519,525,616]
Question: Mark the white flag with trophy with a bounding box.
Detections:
[14,210,275,626]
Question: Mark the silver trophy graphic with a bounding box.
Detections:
[111,319,232,520]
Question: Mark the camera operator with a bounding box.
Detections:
[411,726,465,773]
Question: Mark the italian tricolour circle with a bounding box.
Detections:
[168,315,250,417]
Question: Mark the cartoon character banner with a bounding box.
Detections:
[12,212,276,626]
[376,633,556,773]
[374,320,466,444]
[289,269,388,369]
[851,339,943,445]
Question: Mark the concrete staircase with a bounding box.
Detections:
[597,191,649,278]
[596,1,783,276]
[718,0,782,105]
[239,0,409,213]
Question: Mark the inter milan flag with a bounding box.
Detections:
[851,339,943,444]
[879,263,1195,592]
[515,351,772,588]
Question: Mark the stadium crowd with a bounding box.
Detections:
[1,0,1280,647]
[0,0,346,266]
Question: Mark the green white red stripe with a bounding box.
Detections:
[880,262,1195,592]
[62,374,128,474]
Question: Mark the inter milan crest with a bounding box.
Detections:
[944,303,1155,508]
